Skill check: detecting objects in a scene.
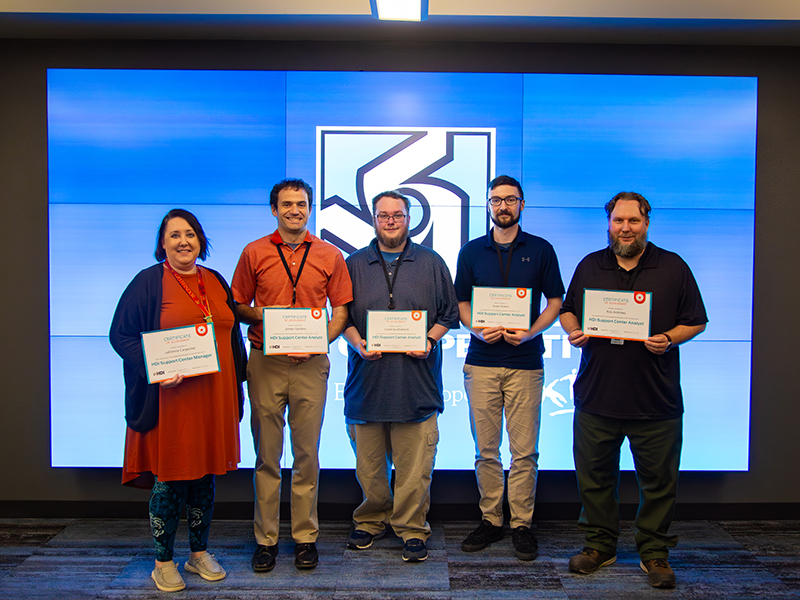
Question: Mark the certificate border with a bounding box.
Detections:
[262,307,330,355]
[141,322,221,384]
[581,288,653,341]
[366,309,428,353]
[470,286,533,331]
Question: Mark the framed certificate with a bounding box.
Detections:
[141,323,220,384]
[582,289,652,341]
[471,286,532,331]
[262,307,329,355]
[366,310,428,353]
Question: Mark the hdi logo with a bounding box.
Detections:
[316,127,495,271]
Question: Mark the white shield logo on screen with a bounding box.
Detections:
[316,127,496,270]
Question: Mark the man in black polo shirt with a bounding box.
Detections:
[455,175,564,560]
[559,192,707,588]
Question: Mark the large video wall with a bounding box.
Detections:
[48,69,756,471]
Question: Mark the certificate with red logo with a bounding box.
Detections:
[471,287,532,331]
[262,308,329,355]
[141,323,220,383]
[582,289,652,341]
[366,310,428,353]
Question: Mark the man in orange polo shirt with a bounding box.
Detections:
[232,178,353,572]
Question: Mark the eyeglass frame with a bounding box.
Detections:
[374,212,409,223]
[487,196,522,206]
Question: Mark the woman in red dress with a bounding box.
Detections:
[110,209,247,592]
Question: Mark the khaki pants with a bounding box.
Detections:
[464,364,543,529]
[248,352,329,546]
[347,413,439,542]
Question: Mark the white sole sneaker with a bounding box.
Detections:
[151,562,186,592]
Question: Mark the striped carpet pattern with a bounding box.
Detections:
[1,519,800,599]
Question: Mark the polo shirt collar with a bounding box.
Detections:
[366,238,416,263]
[270,229,312,247]
[600,241,660,270]
[483,226,527,249]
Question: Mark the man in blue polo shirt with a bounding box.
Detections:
[342,190,459,563]
[454,175,564,561]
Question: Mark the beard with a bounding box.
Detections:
[375,224,409,249]
[608,230,648,258]
[490,209,520,229]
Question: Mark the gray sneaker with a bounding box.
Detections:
[151,561,186,592]
[185,551,226,581]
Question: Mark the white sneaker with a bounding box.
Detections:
[184,551,226,581]
[151,561,186,592]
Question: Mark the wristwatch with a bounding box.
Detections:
[427,336,438,351]
[663,332,673,352]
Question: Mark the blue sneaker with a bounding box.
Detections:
[402,538,428,562]
[348,528,386,549]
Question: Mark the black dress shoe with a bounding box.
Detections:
[252,544,278,572]
[294,542,319,569]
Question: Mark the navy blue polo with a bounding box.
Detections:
[455,228,565,370]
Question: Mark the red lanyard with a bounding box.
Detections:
[163,261,213,323]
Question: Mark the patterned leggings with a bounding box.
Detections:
[149,474,215,562]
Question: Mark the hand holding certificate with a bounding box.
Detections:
[471,286,532,331]
[367,310,428,352]
[582,289,652,341]
[262,308,329,355]
[141,323,220,384]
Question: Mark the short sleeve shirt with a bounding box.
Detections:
[454,229,565,370]
[560,243,708,419]
[231,229,353,347]
[344,239,460,423]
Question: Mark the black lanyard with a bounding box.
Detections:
[376,241,410,310]
[276,241,311,306]
[492,228,519,287]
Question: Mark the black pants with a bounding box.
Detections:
[573,410,682,560]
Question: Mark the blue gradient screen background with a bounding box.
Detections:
[47,69,756,470]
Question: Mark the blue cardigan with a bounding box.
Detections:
[109,263,247,433]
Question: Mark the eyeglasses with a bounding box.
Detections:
[488,196,522,206]
[374,212,408,223]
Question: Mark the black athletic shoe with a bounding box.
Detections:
[461,519,504,552]
[511,526,539,561]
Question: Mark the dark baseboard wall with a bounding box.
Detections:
[4,468,792,520]
[1,501,797,521]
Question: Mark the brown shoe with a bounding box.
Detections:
[640,557,676,588]
[568,547,616,574]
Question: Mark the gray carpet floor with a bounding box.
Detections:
[2,519,800,599]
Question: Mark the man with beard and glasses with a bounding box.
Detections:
[341,190,459,563]
[454,175,564,561]
[559,192,707,589]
